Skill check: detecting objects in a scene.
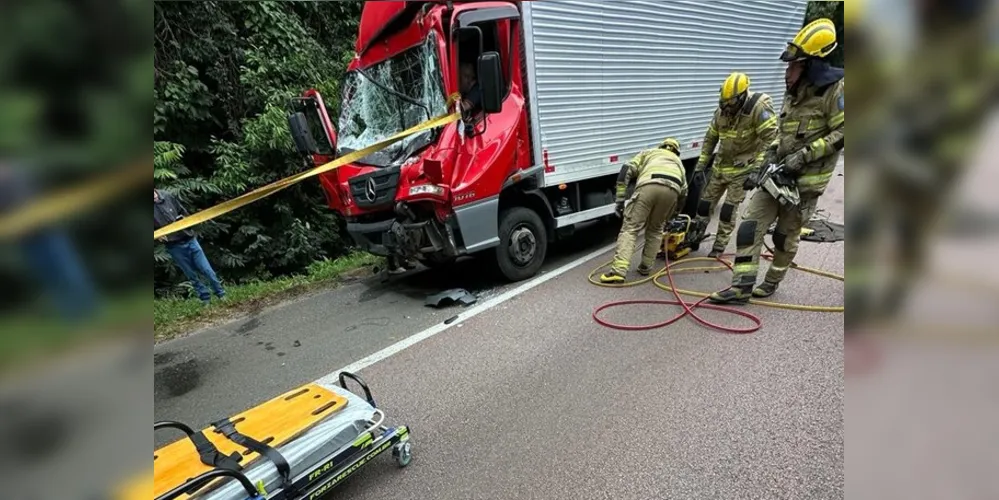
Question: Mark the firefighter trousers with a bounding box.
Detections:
[730,189,819,288]
[611,183,679,275]
[695,168,751,252]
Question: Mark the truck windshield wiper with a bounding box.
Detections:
[354,67,431,122]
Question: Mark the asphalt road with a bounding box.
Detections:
[154,219,621,445]
[155,161,845,499]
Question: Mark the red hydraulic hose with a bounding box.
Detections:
[591,255,763,334]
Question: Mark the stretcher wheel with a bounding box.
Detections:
[392,441,412,467]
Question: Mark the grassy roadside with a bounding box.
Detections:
[0,290,148,374]
[154,251,383,342]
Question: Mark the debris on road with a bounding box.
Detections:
[802,220,845,243]
[425,288,478,308]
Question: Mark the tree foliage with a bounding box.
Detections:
[153,1,361,296]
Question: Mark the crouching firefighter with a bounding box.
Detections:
[709,18,844,303]
[600,138,688,283]
[692,72,778,258]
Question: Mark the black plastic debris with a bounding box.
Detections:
[801,220,845,243]
[425,288,478,308]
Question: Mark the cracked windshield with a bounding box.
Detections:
[337,36,448,168]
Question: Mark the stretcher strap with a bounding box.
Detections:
[190,428,243,472]
[212,417,295,494]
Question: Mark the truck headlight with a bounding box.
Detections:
[408,184,445,197]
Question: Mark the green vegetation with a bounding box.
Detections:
[154,2,364,299]
[151,2,380,336]
[154,251,383,341]
[0,291,148,373]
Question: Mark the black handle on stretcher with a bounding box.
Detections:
[155,420,243,472]
[156,468,262,500]
[338,371,376,407]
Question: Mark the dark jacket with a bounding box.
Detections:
[154,189,195,244]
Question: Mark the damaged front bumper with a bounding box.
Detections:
[346,208,460,261]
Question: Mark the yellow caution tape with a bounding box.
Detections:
[154,95,462,240]
[0,161,150,240]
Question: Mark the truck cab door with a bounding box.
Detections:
[448,4,527,203]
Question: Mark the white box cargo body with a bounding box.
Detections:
[520,0,808,193]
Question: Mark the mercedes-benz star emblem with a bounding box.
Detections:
[364,177,377,202]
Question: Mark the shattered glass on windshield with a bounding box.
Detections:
[338,35,448,168]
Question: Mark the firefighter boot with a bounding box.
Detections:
[707,248,723,259]
[752,280,779,298]
[708,285,752,305]
[636,264,652,276]
[599,270,626,284]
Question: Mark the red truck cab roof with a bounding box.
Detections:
[356,0,520,56]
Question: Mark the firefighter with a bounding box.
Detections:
[600,138,688,283]
[692,72,778,258]
[709,18,844,304]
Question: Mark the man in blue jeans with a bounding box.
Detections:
[154,188,225,305]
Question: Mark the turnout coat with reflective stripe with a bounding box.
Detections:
[696,91,779,174]
[776,78,845,195]
[615,148,688,202]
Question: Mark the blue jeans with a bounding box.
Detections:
[165,238,225,302]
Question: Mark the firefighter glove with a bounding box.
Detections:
[762,147,778,170]
[615,201,625,218]
[784,149,807,173]
[693,170,707,190]
[771,169,795,188]
[743,170,761,190]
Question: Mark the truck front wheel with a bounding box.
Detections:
[495,207,548,282]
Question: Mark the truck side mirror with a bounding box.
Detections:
[477,51,503,114]
[287,111,318,157]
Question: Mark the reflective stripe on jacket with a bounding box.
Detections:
[696,91,779,174]
[615,148,687,202]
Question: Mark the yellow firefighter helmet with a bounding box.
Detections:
[780,18,838,62]
[659,137,680,154]
[719,72,750,114]
[720,72,750,101]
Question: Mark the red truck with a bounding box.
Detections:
[287,0,804,281]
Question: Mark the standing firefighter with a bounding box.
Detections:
[709,18,844,304]
[693,72,778,258]
[600,138,688,283]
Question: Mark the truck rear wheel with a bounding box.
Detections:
[495,207,547,282]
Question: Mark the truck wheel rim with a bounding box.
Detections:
[509,225,536,266]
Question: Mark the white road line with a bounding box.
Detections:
[316,242,616,385]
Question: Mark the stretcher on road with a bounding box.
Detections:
[153,372,412,500]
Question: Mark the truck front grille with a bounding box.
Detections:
[349,167,400,209]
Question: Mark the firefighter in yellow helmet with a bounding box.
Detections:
[692,72,778,258]
[709,18,844,304]
[600,138,688,283]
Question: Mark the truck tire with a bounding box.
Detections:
[495,207,548,282]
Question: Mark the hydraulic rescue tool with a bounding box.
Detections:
[757,162,800,208]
